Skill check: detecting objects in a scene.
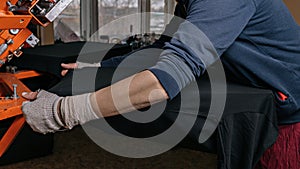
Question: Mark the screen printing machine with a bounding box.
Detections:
[0,0,73,164]
[0,1,280,168]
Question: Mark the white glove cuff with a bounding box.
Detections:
[60,93,99,129]
[76,61,101,69]
[52,98,65,127]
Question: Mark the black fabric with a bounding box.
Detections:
[48,67,277,169]
[8,42,132,78]
[0,120,53,165]
[9,42,278,169]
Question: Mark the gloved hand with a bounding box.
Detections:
[22,90,99,134]
[22,90,65,134]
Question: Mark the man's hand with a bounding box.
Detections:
[22,90,99,134]
[61,63,78,76]
[61,62,101,76]
[22,90,65,134]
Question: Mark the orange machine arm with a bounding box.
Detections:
[0,0,72,157]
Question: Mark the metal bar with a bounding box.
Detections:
[0,116,25,157]
[0,16,32,29]
[0,106,23,121]
[0,73,32,157]
[14,70,41,80]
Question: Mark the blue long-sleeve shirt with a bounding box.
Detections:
[103,0,300,124]
[151,0,300,125]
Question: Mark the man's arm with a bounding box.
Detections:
[91,70,169,117]
[22,70,168,133]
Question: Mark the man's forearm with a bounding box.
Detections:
[91,70,169,117]
[22,70,168,133]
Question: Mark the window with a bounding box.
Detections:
[54,0,81,42]
[97,0,168,44]
[150,0,165,34]
[52,0,176,44]
[97,0,139,43]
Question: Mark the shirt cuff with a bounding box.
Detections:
[148,54,196,99]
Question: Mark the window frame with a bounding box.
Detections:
[56,0,176,42]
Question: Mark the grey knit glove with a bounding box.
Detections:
[22,90,99,134]
[22,90,65,134]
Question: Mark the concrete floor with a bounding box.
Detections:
[0,127,217,169]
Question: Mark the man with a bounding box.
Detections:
[22,0,300,168]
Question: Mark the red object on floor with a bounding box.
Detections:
[255,122,300,169]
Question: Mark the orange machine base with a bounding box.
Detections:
[0,71,40,157]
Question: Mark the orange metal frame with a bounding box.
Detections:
[0,0,71,157]
[0,0,47,157]
[0,71,41,157]
[0,0,34,64]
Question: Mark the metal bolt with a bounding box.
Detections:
[11,66,17,73]
[7,54,14,62]
[35,4,46,15]
[0,60,5,66]
[6,1,17,12]
[0,39,13,56]
[17,0,23,6]
[12,84,18,99]
[6,1,12,6]
[6,39,14,45]
[35,4,42,10]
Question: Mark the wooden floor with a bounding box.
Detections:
[0,127,217,169]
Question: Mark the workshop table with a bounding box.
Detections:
[9,42,278,169]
